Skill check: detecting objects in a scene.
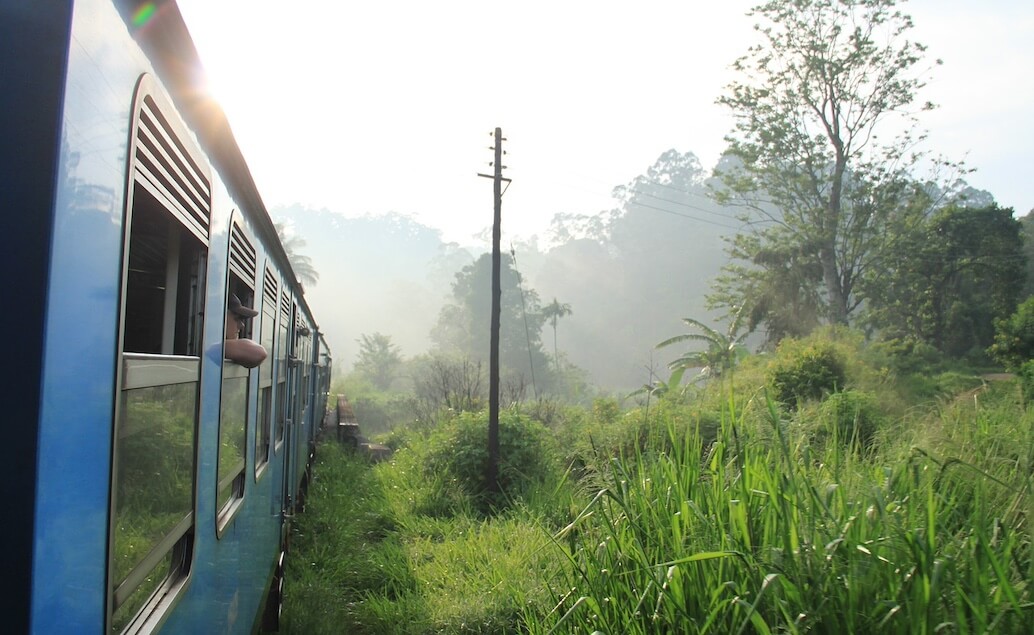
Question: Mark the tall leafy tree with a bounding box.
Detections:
[431,253,551,391]
[862,204,1025,356]
[354,332,403,390]
[714,0,952,329]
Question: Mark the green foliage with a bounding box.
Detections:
[1021,212,1034,298]
[988,296,1034,371]
[715,0,942,328]
[354,332,403,390]
[767,340,846,408]
[591,397,621,426]
[281,336,1034,635]
[425,411,557,511]
[1018,360,1034,405]
[529,390,1034,634]
[865,204,1026,357]
[656,310,749,383]
[430,253,552,392]
[867,336,945,375]
[819,389,882,449]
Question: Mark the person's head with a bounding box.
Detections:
[225,293,258,339]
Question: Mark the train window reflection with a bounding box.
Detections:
[217,372,247,518]
[111,381,196,631]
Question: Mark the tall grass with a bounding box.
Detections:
[277,440,569,634]
[525,387,1033,634]
[283,365,1032,633]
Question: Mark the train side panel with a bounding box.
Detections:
[0,4,76,634]
[7,1,335,633]
[31,0,149,631]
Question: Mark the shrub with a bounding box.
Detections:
[1018,360,1034,406]
[768,341,846,408]
[868,336,944,375]
[425,410,556,511]
[988,296,1034,371]
[819,390,881,449]
[592,397,621,425]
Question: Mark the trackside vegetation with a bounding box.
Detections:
[272,329,1033,634]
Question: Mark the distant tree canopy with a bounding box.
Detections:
[537,149,735,389]
[431,253,552,394]
[713,0,956,334]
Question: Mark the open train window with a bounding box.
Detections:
[111,77,210,634]
[122,188,207,355]
[217,218,257,530]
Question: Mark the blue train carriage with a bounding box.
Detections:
[2,1,333,633]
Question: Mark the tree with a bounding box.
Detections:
[656,309,749,384]
[537,150,733,389]
[430,253,551,392]
[708,228,823,346]
[989,297,1034,372]
[354,332,402,390]
[274,221,319,288]
[541,298,572,371]
[714,0,951,329]
[1020,212,1034,299]
[864,204,1026,356]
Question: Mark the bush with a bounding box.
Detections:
[868,337,944,375]
[988,296,1034,371]
[1018,360,1034,406]
[425,410,556,512]
[768,341,847,409]
[819,390,881,449]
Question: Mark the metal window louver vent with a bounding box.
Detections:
[263,267,278,308]
[229,222,257,288]
[280,289,290,321]
[134,94,210,243]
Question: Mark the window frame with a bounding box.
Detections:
[108,73,211,635]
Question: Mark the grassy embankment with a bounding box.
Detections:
[275,332,1033,634]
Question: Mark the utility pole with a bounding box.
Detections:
[477,128,509,494]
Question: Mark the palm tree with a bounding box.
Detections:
[541,298,572,371]
[275,222,319,288]
[657,307,748,385]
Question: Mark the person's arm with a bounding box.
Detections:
[225,338,268,369]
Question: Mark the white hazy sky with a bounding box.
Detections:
[177,0,1034,246]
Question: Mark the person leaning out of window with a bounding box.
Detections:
[224,294,267,368]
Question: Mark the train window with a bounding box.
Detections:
[112,79,210,634]
[122,186,207,355]
[255,266,277,474]
[217,220,257,527]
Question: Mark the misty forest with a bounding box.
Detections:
[267,1,1034,633]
